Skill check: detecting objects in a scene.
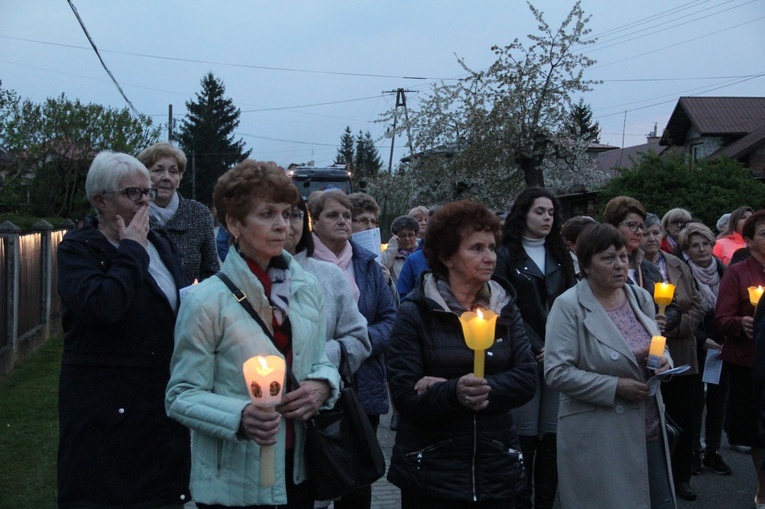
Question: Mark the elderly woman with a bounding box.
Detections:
[165,160,340,508]
[545,223,675,509]
[714,210,765,507]
[380,215,420,287]
[137,142,218,284]
[676,223,732,476]
[713,205,754,265]
[408,205,429,240]
[387,200,537,507]
[494,187,575,509]
[642,213,704,500]
[284,196,371,374]
[307,189,396,509]
[57,151,190,508]
[660,208,692,254]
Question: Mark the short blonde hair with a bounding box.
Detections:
[677,222,715,252]
[137,142,187,175]
[661,208,692,237]
[408,206,429,219]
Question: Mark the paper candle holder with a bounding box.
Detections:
[748,286,764,307]
[242,355,286,407]
[459,308,498,378]
[653,282,675,314]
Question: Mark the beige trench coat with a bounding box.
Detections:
[544,279,676,509]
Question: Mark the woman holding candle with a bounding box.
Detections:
[545,222,675,509]
[165,160,341,508]
[714,210,765,507]
[676,223,732,476]
[493,187,575,509]
[137,142,219,285]
[307,189,396,509]
[642,213,704,500]
[386,200,537,508]
[57,151,191,508]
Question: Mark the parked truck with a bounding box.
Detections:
[288,164,352,200]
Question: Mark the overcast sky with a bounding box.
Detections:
[2,0,763,170]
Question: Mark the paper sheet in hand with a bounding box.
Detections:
[702,349,723,385]
[351,227,382,262]
[646,364,691,396]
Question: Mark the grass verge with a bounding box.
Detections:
[0,334,62,508]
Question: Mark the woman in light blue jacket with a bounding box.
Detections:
[166,160,340,508]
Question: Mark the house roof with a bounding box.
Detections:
[594,142,669,178]
[713,122,765,160]
[661,97,765,145]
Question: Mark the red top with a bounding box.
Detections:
[715,255,765,367]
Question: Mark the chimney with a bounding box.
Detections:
[646,123,660,144]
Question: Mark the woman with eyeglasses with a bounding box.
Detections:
[601,196,677,335]
[57,151,191,508]
[642,213,704,500]
[307,189,396,509]
[381,215,420,287]
[137,143,219,285]
[166,160,340,508]
[660,208,692,254]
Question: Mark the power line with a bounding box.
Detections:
[66,0,139,115]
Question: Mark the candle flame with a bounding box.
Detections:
[193,278,199,285]
[255,356,274,376]
[476,308,483,319]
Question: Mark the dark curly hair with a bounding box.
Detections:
[213,160,298,226]
[501,187,574,282]
[424,200,501,278]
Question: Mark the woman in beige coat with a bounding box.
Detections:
[545,223,676,509]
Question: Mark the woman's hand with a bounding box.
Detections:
[414,376,447,395]
[655,313,667,334]
[616,378,649,402]
[704,338,722,351]
[239,403,281,445]
[535,347,545,364]
[118,204,150,247]
[276,380,331,421]
[654,356,671,375]
[742,316,754,339]
[456,374,490,411]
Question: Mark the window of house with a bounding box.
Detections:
[690,144,704,169]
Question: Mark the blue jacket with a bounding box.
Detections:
[351,240,397,416]
[57,217,191,508]
[396,248,430,300]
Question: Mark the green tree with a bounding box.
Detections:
[354,130,382,181]
[335,126,354,169]
[0,90,160,217]
[567,98,600,143]
[178,72,251,205]
[379,1,598,206]
[597,151,765,228]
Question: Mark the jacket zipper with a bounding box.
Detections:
[405,439,453,470]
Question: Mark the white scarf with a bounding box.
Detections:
[150,192,180,226]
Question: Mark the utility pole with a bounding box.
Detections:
[383,88,416,172]
[168,104,173,142]
[191,151,196,201]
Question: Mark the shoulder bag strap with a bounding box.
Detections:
[214,271,301,391]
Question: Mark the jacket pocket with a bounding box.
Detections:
[558,397,597,419]
[403,438,454,472]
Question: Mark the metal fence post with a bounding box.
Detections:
[0,221,21,377]
[32,220,53,337]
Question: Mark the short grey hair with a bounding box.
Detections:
[391,215,419,234]
[86,151,150,208]
[644,212,661,229]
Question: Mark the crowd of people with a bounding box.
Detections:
[55,148,765,509]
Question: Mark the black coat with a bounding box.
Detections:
[386,273,537,502]
[57,217,191,508]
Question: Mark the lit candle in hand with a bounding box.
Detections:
[748,286,764,308]
[459,308,498,378]
[647,335,666,370]
[653,283,675,315]
[242,355,286,487]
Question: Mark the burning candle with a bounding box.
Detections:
[459,308,498,378]
[749,286,764,307]
[653,282,676,315]
[242,355,286,487]
[647,335,666,370]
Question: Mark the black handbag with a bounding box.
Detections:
[214,272,385,499]
[664,412,683,454]
[304,341,386,500]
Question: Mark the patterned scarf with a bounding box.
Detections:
[311,233,360,303]
[436,275,492,314]
[688,258,720,312]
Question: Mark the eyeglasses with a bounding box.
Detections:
[398,233,417,240]
[353,217,379,227]
[671,220,689,228]
[289,209,305,223]
[107,187,158,202]
[619,221,646,233]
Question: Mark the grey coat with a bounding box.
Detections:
[544,279,676,509]
[294,252,372,373]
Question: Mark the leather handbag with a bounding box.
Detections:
[214,272,385,499]
[303,341,386,500]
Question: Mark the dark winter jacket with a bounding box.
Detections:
[56,217,191,508]
[494,245,575,355]
[150,193,219,285]
[351,240,397,416]
[386,273,537,502]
